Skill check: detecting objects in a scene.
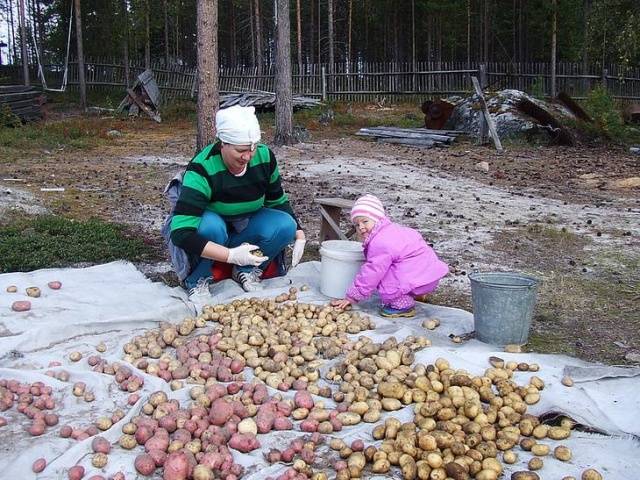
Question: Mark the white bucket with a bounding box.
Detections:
[319,240,365,298]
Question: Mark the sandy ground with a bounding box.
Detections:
[1,117,638,363]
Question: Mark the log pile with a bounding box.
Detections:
[0,85,44,123]
[355,126,462,148]
[220,91,322,110]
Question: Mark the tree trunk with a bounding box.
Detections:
[308,0,314,64]
[19,0,29,85]
[550,0,557,97]
[249,0,255,67]
[274,0,294,145]
[411,0,415,74]
[317,0,321,63]
[230,0,237,66]
[467,0,471,66]
[392,0,399,62]
[9,0,17,64]
[483,0,489,63]
[348,0,353,65]
[254,0,264,75]
[327,0,334,73]
[122,0,130,88]
[73,0,86,109]
[196,0,219,150]
[296,0,302,69]
[144,0,151,69]
[164,0,170,66]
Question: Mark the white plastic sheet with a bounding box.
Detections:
[0,261,638,479]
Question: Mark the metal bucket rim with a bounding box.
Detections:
[469,271,539,289]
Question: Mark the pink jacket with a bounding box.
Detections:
[346,217,449,302]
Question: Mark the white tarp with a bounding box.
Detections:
[0,261,638,479]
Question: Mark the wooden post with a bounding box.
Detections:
[601,68,608,89]
[478,65,488,144]
[321,65,327,101]
[472,75,503,153]
[18,0,29,86]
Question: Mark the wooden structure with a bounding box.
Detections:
[220,91,322,110]
[317,197,355,242]
[471,76,504,153]
[3,59,640,104]
[117,70,161,122]
[0,85,44,122]
[356,126,461,149]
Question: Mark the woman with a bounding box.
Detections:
[164,106,306,295]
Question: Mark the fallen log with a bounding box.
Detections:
[375,137,441,148]
[357,128,454,143]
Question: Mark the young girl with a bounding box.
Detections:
[332,194,449,317]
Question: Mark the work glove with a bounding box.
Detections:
[291,239,306,268]
[226,244,268,267]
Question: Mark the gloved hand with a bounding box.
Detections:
[291,238,306,268]
[226,244,268,267]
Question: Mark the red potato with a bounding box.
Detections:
[135,453,157,475]
[300,420,319,432]
[281,448,295,463]
[128,393,140,405]
[265,449,282,463]
[273,417,293,431]
[44,413,59,426]
[329,417,342,432]
[136,426,154,445]
[291,439,304,453]
[28,421,46,436]
[351,439,364,451]
[59,425,72,438]
[11,300,31,312]
[226,383,241,395]
[145,434,170,452]
[68,465,85,480]
[252,385,268,405]
[300,448,315,464]
[292,380,308,391]
[294,391,314,410]
[171,428,192,444]
[228,433,261,453]
[48,281,62,289]
[229,359,245,374]
[87,476,105,480]
[148,448,168,467]
[91,436,111,454]
[163,451,193,480]
[0,417,7,427]
[159,415,177,433]
[110,473,125,480]
[199,452,223,470]
[215,366,233,382]
[32,458,47,473]
[208,399,233,426]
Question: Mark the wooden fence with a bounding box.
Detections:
[1,59,639,103]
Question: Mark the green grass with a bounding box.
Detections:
[0,117,115,157]
[0,213,158,273]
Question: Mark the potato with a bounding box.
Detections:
[504,344,522,353]
[26,287,41,298]
[582,469,603,480]
[95,416,112,431]
[511,473,540,480]
[238,418,257,435]
[6,285,17,293]
[119,434,137,449]
[67,465,85,480]
[502,450,518,464]
[134,453,156,475]
[378,381,406,399]
[561,376,574,387]
[192,465,215,480]
[531,443,550,456]
[548,426,571,440]
[337,412,361,426]
[48,281,62,290]
[381,398,402,411]
[400,454,418,480]
[372,458,391,473]
[91,436,111,454]
[11,300,31,312]
[91,453,108,468]
[554,445,572,461]
[528,457,543,470]
[476,470,498,480]
[69,351,82,362]
[32,458,47,473]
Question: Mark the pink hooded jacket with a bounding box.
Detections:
[346,217,449,302]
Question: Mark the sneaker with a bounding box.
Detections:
[379,305,416,318]
[232,267,263,292]
[187,276,213,303]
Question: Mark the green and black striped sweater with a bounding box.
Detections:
[170,142,299,255]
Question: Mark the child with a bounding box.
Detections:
[332,194,449,317]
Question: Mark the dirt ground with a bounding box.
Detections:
[1,106,639,365]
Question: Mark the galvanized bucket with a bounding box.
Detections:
[469,272,539,346]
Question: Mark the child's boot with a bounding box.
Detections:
[379,305,416,318]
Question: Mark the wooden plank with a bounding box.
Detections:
[126,88,162,123]
[471,76,504,153]
[317,197,355,209]
[376,137,437,147]
[319,205,348,242]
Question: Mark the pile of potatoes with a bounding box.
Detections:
[122,298,374,395]
[265,434,329,480]
[327,356,601,480]
[0,379,58,435]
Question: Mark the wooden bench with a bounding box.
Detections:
[316,197,355,242]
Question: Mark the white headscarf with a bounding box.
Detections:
[215,105,261,146]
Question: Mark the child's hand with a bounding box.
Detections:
[331,298,353,310]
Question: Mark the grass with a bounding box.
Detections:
[0,117,119,158]
[0,212,159,273]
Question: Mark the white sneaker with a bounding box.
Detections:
[232,267,263,292]
[187,276,213,303]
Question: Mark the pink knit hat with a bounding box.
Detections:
[350,194,386,222]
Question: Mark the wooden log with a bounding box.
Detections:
[356,128,454,143]
[126,88,161,123]
[361,125,464,135]
[471,76,504,153]
[375,137,438,147]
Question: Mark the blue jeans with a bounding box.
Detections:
[184,208,297,289]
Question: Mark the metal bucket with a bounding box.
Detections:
[469,272,539,346]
